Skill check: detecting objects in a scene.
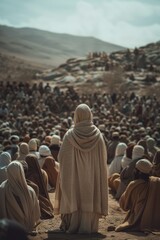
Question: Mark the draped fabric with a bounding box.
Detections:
[116,176,160,232]
[42,156,58,189]
[17,142,29,161]
[54,104,108,233]
[109,142,127,176]
[25,154,54,219]
[0,152,11,184]
[152,150,160,177]
[0,161,40,232]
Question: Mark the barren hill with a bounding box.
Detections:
[0,25,125,67]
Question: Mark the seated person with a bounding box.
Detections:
[116,159,160,232]
[25,154,54,219]
[0,161,40,233]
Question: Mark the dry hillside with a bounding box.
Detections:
[0,25,125,67]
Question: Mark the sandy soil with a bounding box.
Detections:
[29,192,160,240]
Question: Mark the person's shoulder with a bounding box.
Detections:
[28,185,37,195]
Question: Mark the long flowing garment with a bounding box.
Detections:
[116,176,160,232]
[0,161,40,232]
[25,154,54,219]
[54,104,108,233]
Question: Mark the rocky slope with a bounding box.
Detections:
[35,41,160,95]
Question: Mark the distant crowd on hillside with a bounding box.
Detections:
[0,80,160,149]
[87,48,160,74]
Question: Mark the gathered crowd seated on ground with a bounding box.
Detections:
[0,80,160,234]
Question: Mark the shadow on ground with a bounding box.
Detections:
[46,231,106,240]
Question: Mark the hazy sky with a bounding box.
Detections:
[0,0,160,48]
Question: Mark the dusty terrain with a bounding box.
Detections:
[29,192,160,240]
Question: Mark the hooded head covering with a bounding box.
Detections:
[115,143,127,157]
[146,137,156,150]
[68,104,101,152]
[9,135,20,144]
[51,135,61,146]
[74,104,93,125]
[28,139,38,151]
[44,136,52,145]
[0,152,11,168]
[136,159,153,174]
[17,143,29,161]
[39,145,51,157]
[132,145,144,160]
[2,161,40,232]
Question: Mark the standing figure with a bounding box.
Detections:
[55,103,108,233]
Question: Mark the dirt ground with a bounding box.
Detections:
[29,191,160,240]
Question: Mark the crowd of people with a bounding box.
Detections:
[0,80,160,237]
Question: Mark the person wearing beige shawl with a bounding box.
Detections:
[54,103,108,233]
[116,159,160,232]
[0,161,40,233]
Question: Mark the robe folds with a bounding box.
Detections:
[54,119,108,233]
[0,161,40,232]
[116,176,160,232]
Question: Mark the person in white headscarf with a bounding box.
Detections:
[115,145,145,199]
[54,103,108,234]
[109,142,127,176]
[0,152,11,184]
[38,145,51,168]
[0,161,40,232]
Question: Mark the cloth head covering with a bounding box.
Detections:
[0,152,11,168]
[0,219,28,240]
[18,143,29,161]
[28,139,38,151]
[42,156,58,188]
[146,137,156,150]
[51,135,61,145]
[138,139,148,155]
[112,131,119,137]
[25,154,48,197]
[9,135,20,144]
[0,161,40,232]
[74,104,93,125]
[44,136,52,144]
[115,143,127,157]
[136,159,153,174]
[39,145,51,157]
[132,145,144,160]
[69,104,101,152]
